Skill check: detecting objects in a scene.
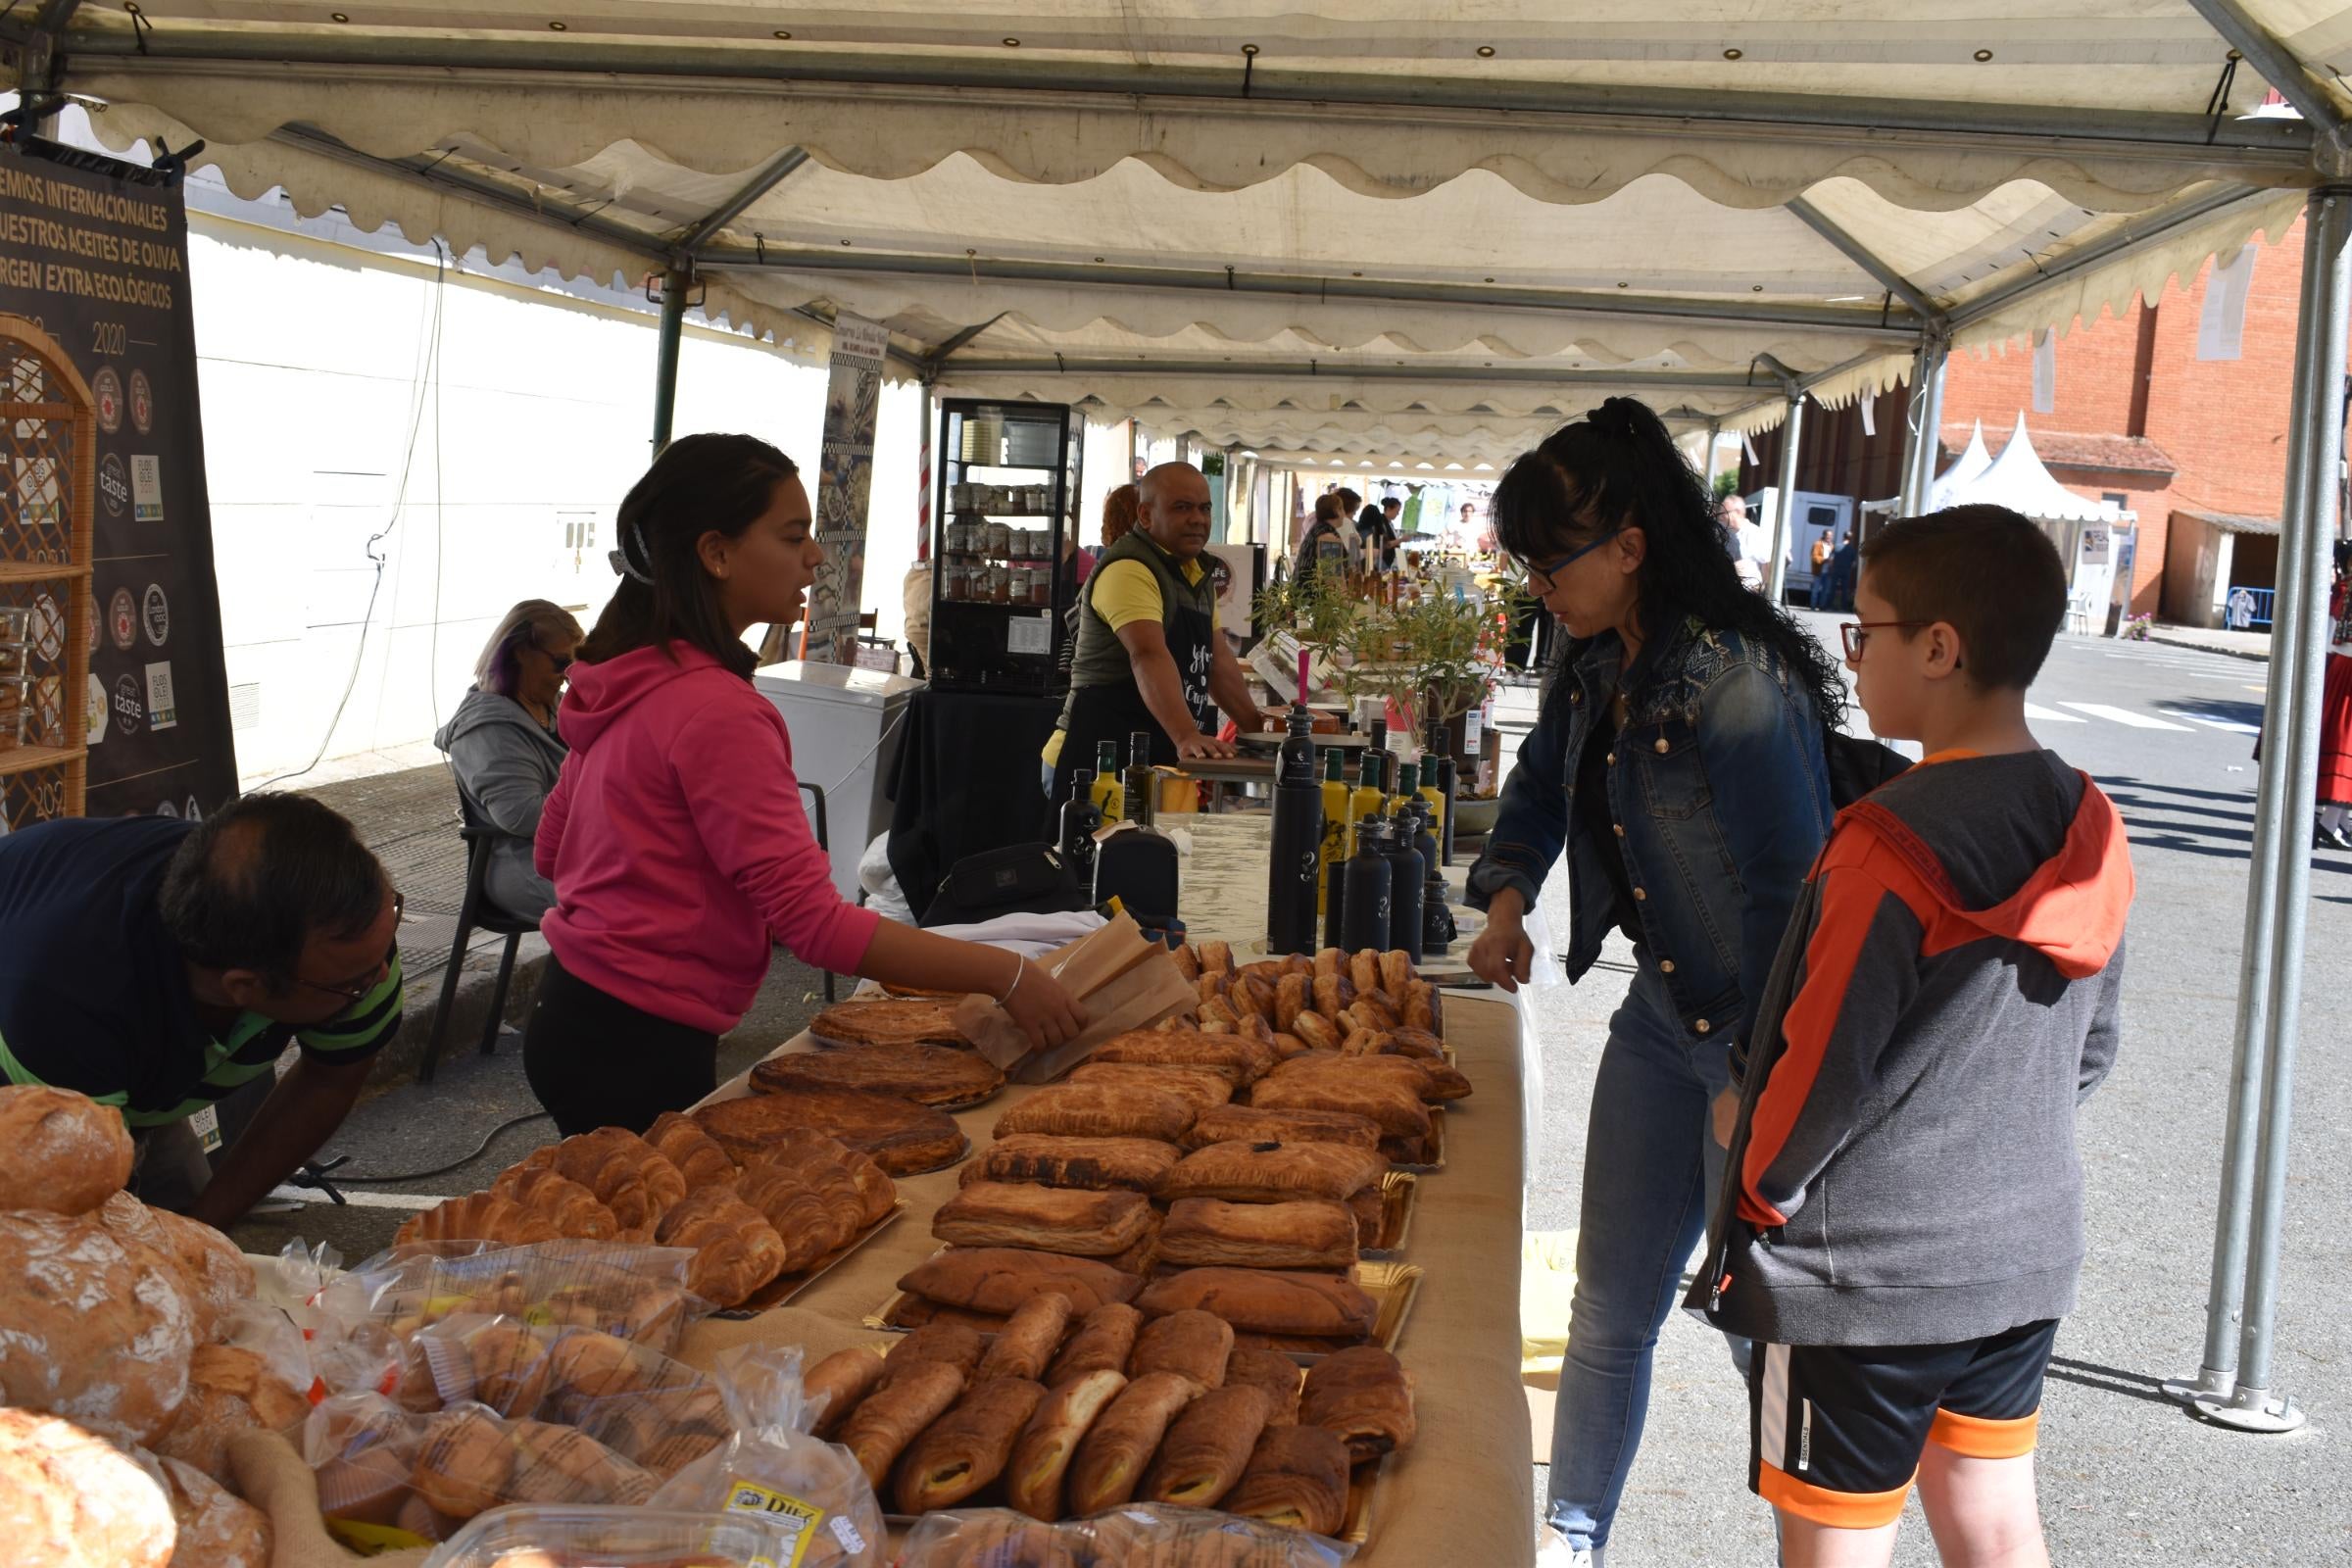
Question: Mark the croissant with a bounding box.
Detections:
[1171,944,1201,983]
[1273,974,1308,1036]
[1141,1383,1272,1509]
[840,1359,965,1488]
[753,1128,882,1218]
[736,1157,858,1270]
[804,1346,889,1438]
[1348,950,1382,993]
[489,1166,620,1241]
[1223,1423,1351,1535]
[523,1128,688,1239]
[653,1185,788,1307]
[394,1191,560,1249]
[644,1111,740,1193]
[893,1377,1048,1514]
[1065,1371,1199,1515]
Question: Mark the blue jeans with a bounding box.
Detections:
[1547,962,1746,1547]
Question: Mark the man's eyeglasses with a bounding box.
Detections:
[1839,621,1931,662]
[1512,532,1617,593]
[289,890,404,1004]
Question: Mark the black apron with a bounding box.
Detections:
[1055,587,1218,804]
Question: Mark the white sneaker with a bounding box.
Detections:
[1536,1525,1604,1567]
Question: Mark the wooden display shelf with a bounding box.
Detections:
[0,744,87,777]
[0,561,91,583]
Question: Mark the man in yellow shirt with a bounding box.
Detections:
[1045,463,1265,798]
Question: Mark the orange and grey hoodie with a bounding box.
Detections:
[1687,748,2133,1346]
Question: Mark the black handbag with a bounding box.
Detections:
[918,842,1091,927]
[1824,726,1910,808]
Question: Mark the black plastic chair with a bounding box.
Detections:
[420,791,541,1084]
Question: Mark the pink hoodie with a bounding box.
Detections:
[535,642,881,1033]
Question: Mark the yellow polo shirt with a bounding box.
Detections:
[1043,548,1209,768]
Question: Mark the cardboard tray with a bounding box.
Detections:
[1363,1170,1418,1258]
[710,1200,907,1319]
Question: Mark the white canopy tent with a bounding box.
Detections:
[5,0,2350,1437]
[1967,412,2135,524]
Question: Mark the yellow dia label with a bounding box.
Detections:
[723,1480,825,1568]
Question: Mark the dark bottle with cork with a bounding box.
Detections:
[1265,706,1324,956]
[1121,729,1157,829]
[1380,766,1428,964]
[1059,766,1102,885]
[1340,816,1395,954]
[1424,711,1459,866]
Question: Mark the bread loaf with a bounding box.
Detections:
[93,1191,249,1343]
[932,1181,1155,1257]
[644,1111,740,1193]
[653,1184,789,1307]
[0,1409,175,1568]
[0,1087,131,1215]
[0,1209,194,1446]
[158,1452,272,1568]
[394,1192,562,1250]
[897,1247,1143,1318]
[155,1344,309,1484]
[1135,1268,1379,1340]
[1158,1197,1359,1272]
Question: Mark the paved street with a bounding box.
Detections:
[1521,616,2350,1565]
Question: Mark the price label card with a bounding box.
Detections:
[187,1103,222,1152]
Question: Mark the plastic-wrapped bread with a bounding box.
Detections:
[0,1408,176,1568]
[1141,1384,1273,1509]
[1004,1368,1126,1522]
[839,1358,965,1488]
[412,1406,514,1518]
[0,1209,194,1446]
[155,1345,310,1485]
[394,1192,562,1250]
[0,1086,132,1216]
[489,1165,621,1241]
[504,1419,658,1506]
[1063,1371,1199,1515]
[653,1185,789,1307]
[1222,1422,1351,1535]
[893,1377,1048,1513]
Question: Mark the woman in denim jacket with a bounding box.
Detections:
[1467,399,1841,1560]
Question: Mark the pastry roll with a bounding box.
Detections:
[1198,940,1235,976]
[1273,973,1309,1036]
[992,1084,1196,1144]
[1172,944,1201,983]
[1311,948,1341,980]
[412,1406,514,1518]
[1375,1025,1446,1061]
[1068,1062,1234,1116]
[974,1292,1076,1385]
[1246,1069,1432,1142]
[840,1358,965,1488]
[1045,1302,1144,1384]
[1064,1371,1199,1515]
[1223,1422,1352,1535]
[1126,1307,1232,1392]
[1380,950,1413,994]
[880,1322,986,1387]
[966,1135,1181,1195]
[1141,1384,1274,1509]
[751,1040,1004,1109]
[1157,1140,1388,1204]
[1348,950,1382,994]
[885,1298,1010,1336]
[1184,1105,1382,1153]
[897,1248,1144,1318]
[1135,1268,1379,1341]
[1236,958,1289,987]
[893,1377,1048,1514]
[1300,1345,1417,1462]
[1289,1011,1341,1054]
[1158,1198,1359,1272]
[803,1345,888,1438]
[1005,1368,1126,1522]
[1089,1030,1265,1086]
[1222,1348,1303,1426]
[932,1181,1154,1257]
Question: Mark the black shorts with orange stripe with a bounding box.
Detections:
[1747,1318,2058,1529]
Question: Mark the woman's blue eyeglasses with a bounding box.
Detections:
[1514,532,1616,592]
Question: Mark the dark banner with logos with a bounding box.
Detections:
[0,135,236,821]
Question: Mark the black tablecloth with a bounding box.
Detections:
[885,687,1063,921]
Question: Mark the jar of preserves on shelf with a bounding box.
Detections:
[1029,566,1054,607]
[939,561,968,601]
[985,521,1012,559]
[1007,565,1031,605]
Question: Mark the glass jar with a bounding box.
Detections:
[985,521,1012,559]
[1029,566,1054,607]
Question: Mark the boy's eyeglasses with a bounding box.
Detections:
[1513,532,1616,593]
[1839,620,1932,661]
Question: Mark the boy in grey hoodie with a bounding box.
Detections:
[1691,506,2132,1567]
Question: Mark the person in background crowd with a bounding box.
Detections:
[1808,531,1835,609]
[1358,497,1396,571]
[1298,491,1356,584]
[1378,495,1406,567]
[1463,499,1497,558]
[2314,540,2352,849]
[0,794,404,1226]
[1827,531,1860,611]
[902,558,933,678]
[528,434,1085,1135]
[1043,462,1267,797]
[435,599,584,919]
[1466,397,1838,1561]
[1721,493,1765,592]
[1102,483,1140,551]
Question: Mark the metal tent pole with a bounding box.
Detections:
[1700,419,1724,491]
[1766,393,1805,604]
[2164,190,2331,1413]
[2194,183,2352,1435]
[1905,338,1949,516]
[650,264,692,451]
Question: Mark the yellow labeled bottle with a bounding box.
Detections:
[1348,748,1387,858]
[1088,740,1123,824]
[1417,758,1446,830]
[1390,760,1421,819]
[1317,746,1350,917]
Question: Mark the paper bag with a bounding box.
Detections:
[956,912,1200,1082]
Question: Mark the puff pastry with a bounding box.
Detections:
[1141,1384,1273,1510]
[1005,1368,1127,1522]
[1064,1371,1199,1514]
[1135,1268,1379,1340]
[641,1112,739,1193]
[932,1181,1155,1257]
[697,1087,967,1176]
[1158,1198,1358,1273]
[1183,1105,1381,1152]
[1300,1345,1417,1462]
[1221,1348,1303,1426]
[880,1321,986,1387]
[1045,1302,1144,1384]
[1246,1067,1433,1142]
[893,1377,1048,1514]
[1223,1423,1351,1535]
[885,1298,1011,1336]
[1289,1011,1342,1054]
[840,1359,966,1488]
[966,1134,1182,1195]
[803,1345,888,1438]
[1348,1187,1386,1250]
[1089,1030,1267,1086]
[992,1084,1196,1145]
[809,997,969,1048]
[1067,1062,1234,1116]
[897,1248,1144,1318]
[1126,1307,1232,1392]
[1157,1140,1388,1204]
[751,1041,1004,1109]
[973,1292,1077,1385]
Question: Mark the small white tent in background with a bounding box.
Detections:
[1969,413,2129,526]
[1923,420,1995,512]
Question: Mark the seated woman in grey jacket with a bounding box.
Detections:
[434,599,583,918]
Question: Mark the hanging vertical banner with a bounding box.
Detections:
[804,310,890,665]
[0,137,236,822]
[2197,244,2257,362]
[2031,327,2057,414]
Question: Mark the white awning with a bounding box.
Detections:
[1961,414,2133,524]
[9,2,2336,461]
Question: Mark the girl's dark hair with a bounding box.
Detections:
[1493,397,1846,727]
[581,432,801,679]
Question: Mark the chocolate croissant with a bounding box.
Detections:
[1064,1371,1200,1514]
[840,1358,965,1488]
[1223,1422,1352,1535]
[1299,1345,1417,1462]
[1140,1384,1274,1510]
[879,1321,986,1387]
[802,1345,888,1439]
[974,1291,1075,1385]
[1005,1368,1126,1522]
[1127,1308,1233,1393]
[1221,1348,1304,1426]
[1046,1302,1144,1384]
[892,1377,1047,1514]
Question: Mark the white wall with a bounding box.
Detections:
[186,214,923,786]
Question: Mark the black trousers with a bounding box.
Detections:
[522,952,719,1137]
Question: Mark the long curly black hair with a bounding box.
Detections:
[1492,397,1846,728]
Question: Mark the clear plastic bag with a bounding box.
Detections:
[896,1503,1359,1567]
[649,1345,885,1568]
[422,1503,808,1567]
[323,1241,708,1353]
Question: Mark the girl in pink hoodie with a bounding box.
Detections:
[525,434,1085,1135]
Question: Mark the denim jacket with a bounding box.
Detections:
[1468,617,1833,1047]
